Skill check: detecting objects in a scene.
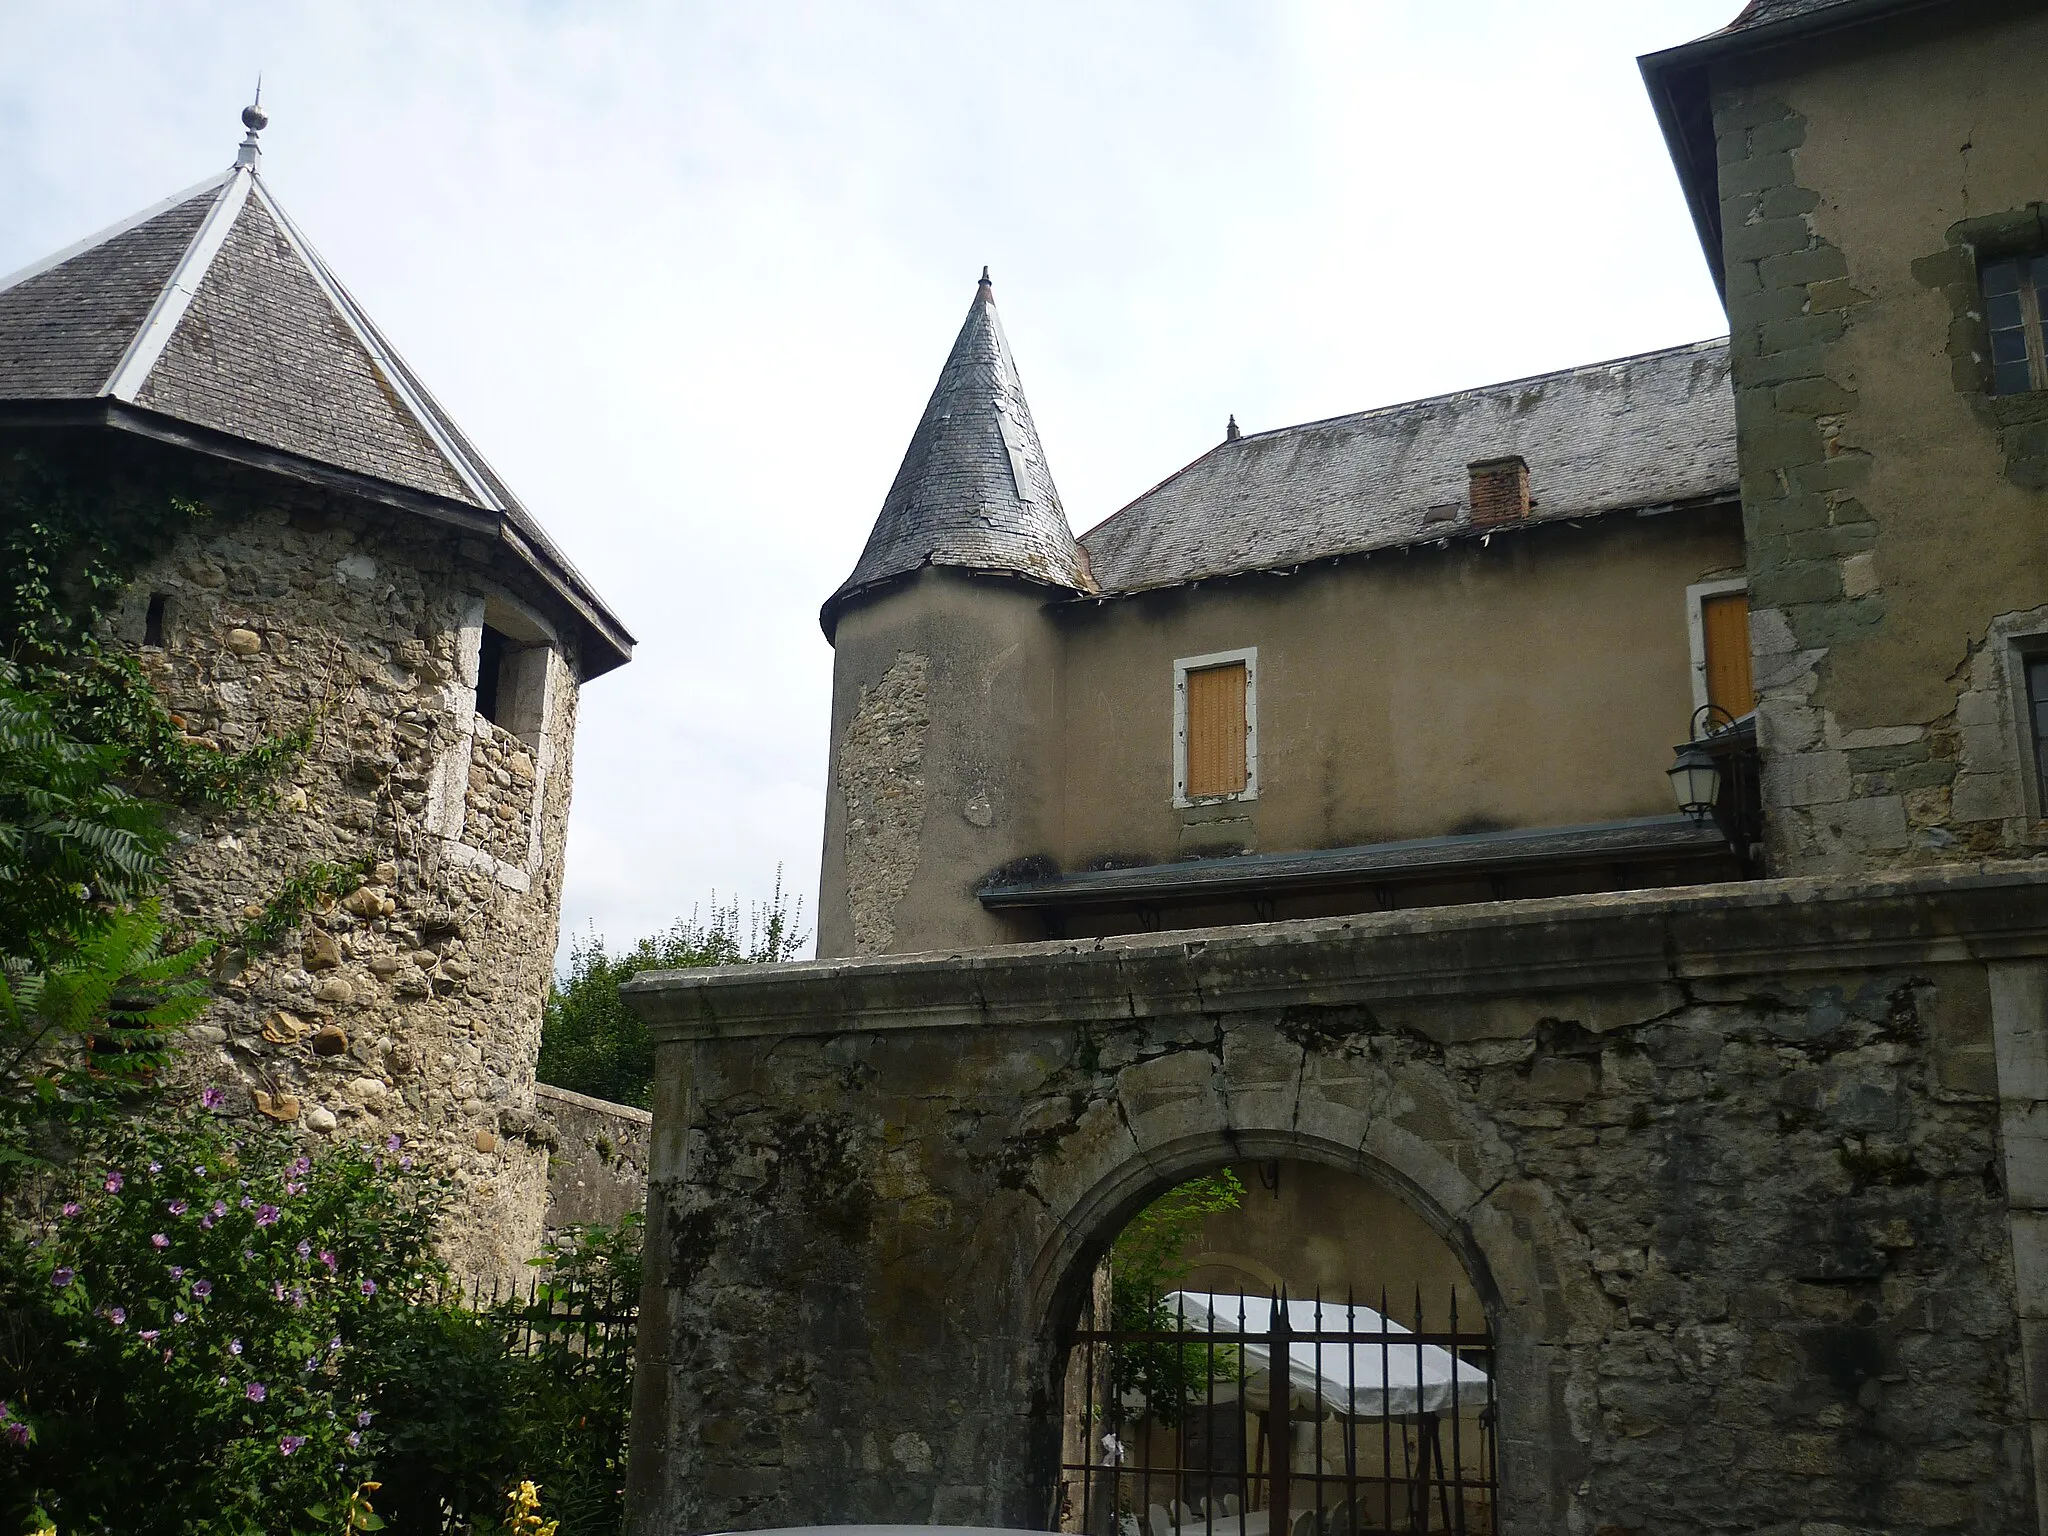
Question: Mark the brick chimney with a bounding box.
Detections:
[1468,456,1530,528]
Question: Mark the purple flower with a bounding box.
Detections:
[246,1382,267,1403]
[200,1216,214,1230]
[356,1409,372,1426]
[399,1156,413,1170]
[291,1155,312,1175]
[291,1287,306,1309]
[2,1421,27,1448]
[168,1267,183,1281]
[283,1180,305,1196]
[173,1311,187,1325]
[385,1133,403,1151]
[272,1282,287,1302]
[147,1161,161,1175]
[191,1279,213,1299]
[60,1202,80,1218]
[238,1196,253,1210]
[360,1278,377,1297]
[139,1329,160,1342]
[211,1201,227,1218]
[327,1336,341,1353]
[193,1165,207,1176]
[168,1200,188,1216]
[346,1430,361,1449]
[279,1434,306,1456]
[255,1204,280,1228]
[243,1249,255,1263]
[103,1171,123,1193]
[51,1268,73,1288]
[151,1234,169,1249]
[304,1356,318,1372]
[107,1307,125,1326]
[201,1086,226,1109]
[319,1250,337,1273]
[229,1338,242,1355]
[296,1239,312,1259]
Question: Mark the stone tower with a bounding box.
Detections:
[817,271,1091,957]
[0,106,633,1279]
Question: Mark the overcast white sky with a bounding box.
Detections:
[1,1,1734,963]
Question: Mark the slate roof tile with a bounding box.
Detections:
[1080,339,1736,595]
[825,275,1092,631]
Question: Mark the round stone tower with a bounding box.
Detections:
[0,109,632,1280]
[817,271,1091,958]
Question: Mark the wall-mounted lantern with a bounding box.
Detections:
[1667,744,1723,822]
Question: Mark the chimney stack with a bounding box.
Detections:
[1467,456,1530,527]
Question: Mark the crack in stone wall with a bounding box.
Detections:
[838,651,930,956]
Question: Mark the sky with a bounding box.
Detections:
[0,0,1735,965]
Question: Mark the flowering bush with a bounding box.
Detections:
[0,1102,446,1535]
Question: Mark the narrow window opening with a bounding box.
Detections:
[143,593,167,648]
[476,624,508,727]
[2027,656,2048,814]
[1983,254,2048,395]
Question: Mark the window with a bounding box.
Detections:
[143,592,167,647]
[1984,254,2048,395]
[2027,656,2048,814]
[1174,648,1258,806]
[471,599,556,748]
[1686,580,1754,719]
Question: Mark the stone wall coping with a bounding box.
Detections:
[622,861,2048,1042]
[532,1080,654,1124]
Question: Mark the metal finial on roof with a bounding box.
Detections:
[236,79,267,169]
[977,266,993,301]
[1225,414,1241,442]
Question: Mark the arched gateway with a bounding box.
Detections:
[619,872,2048,1536]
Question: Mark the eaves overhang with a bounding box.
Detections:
[0,398,635,679]
[1638,0,1950,308]
[818,559,1090,643]
[977,815,1730,911]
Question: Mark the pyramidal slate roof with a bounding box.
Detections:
[0,122,630,676]
[1080,339,1736,596]
[822,272,1091,636]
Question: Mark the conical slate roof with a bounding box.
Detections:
[0,124,631,676]
[822,272,1091,637]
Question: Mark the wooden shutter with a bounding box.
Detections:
[1185,662,1248,797]
[1701,593,1755,717]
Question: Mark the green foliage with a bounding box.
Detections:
[537,877,807,1108]
[0,905,214,1178]
[0,1105,445,1535]
[0,1104,642,1536]
[234,856,378,958]
[1107,1170,1245,1425]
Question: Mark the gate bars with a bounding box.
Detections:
[1060,1288,1497,1536]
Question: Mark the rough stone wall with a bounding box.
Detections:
[1713,12,2048,874]
[623,869,2048,1536]
[106,477,583,1283]
[535,1083,651,1247]
[837,650,930,956]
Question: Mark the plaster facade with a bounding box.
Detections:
[1711,3,2048,873]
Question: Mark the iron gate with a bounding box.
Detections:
[1060,1289,1497,1536]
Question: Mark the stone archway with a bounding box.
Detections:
[623,876,2044,1536]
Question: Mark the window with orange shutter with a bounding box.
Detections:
[1175,649,1258,805]
[1700,592,1755,718]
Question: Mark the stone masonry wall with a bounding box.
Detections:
[535,1083,652,1248]
[623,869,2048,1536]
[1713,17,2048,875]
[105,473,583,1283]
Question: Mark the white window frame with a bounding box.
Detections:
[1685,578,1750,717]
[1173,646,1259,809]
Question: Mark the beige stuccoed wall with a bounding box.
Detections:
[1054,509,1745,867]
[1715,5,2048,871]
[818,568,1064,958]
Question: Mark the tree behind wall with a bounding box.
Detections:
[536,879,805,1109]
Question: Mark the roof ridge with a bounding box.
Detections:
[246,177,506,513]
[0,170,233,298]
[105,169,253,401]
[1079,336,1730,546]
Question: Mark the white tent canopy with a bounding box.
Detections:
[1160,1292,1489,1421]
